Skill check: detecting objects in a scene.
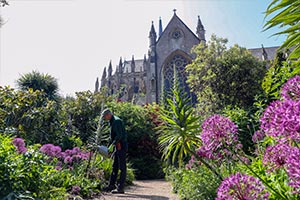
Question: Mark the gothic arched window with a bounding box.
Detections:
[163,54,190,94]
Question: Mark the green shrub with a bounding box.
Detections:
[105,101,162,179]
[0,134,136,199]
[167,166,221,200]
[0,86,66,145]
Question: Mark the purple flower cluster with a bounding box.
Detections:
[263,144,300,192]
[198,115,242,161]
[40,144,62,157]
[186,155,195,169]
[40,144,91,170]
[12,138,27,154]
[262,143,300,191]
[252,130,266,143]
[216,173,269,200]
[281,75,300,101]
[263,144,291,171]
[286,147,300,190]
[260,100,300,142]
[71,185,81,194]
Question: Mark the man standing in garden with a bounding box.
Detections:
[102,109,128,194]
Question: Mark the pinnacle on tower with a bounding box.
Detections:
[108,60,112,77]
[118,57,123,74]
[196,15,206,42]
[95,77,99,93]
[149,21,156,37]
[101,67,107,80]
[131,55,135,73]
[261,44,268,61]
[149,21,157,47]
[159,17,163,37]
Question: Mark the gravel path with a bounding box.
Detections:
[94,179,179,200]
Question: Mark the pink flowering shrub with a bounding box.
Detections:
[12,138,27,154]
[281,75,300,101]
[216,173,269,200]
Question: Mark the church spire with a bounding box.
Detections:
[196,15,206,42]
[95,77,99,93]
[131,55,135,73]
[261,44,268,61]
[149,21,157,47]
[108,60,112,77]
[100,67,106,89]
[118,57,123,74]
[101,67,107,80]
[159,17,163,37]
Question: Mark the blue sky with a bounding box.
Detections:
[0,0,285,95]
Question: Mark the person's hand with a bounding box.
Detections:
[108,144,114,153]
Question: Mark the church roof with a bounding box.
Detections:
[123,59,144,73]
[248,46,279,61]
[157,12,200,43]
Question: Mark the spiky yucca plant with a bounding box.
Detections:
[157,70,201,168]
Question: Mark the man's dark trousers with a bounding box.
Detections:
[109,148,126,190]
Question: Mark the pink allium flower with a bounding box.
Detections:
[263,144,291,171]
[263,143,300,191]
[71,185,81,194]
[186,155,195,169]
[281,75,300,101]
[199,115,242,161]
[252,130,266,143]
[216,173,269,200]
[260,100,300,142]
[40,144,62,157]
[286,147,300,191]
[12,138,27,154]
[64,156,73,164]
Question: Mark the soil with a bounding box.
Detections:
[94,179,180,200]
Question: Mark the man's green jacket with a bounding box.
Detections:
[109,115,128,150]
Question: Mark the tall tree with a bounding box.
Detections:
[186,35,266,115]
[17,71,59,100]
[264,0,300,66]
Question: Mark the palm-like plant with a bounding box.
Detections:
[157,78,201,168]
[17,71,59,100]
[264,0,300,65]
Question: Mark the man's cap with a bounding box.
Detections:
[101,108,112,118]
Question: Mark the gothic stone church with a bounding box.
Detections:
[98,11,277,105]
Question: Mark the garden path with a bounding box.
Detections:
[95,179,179,200]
